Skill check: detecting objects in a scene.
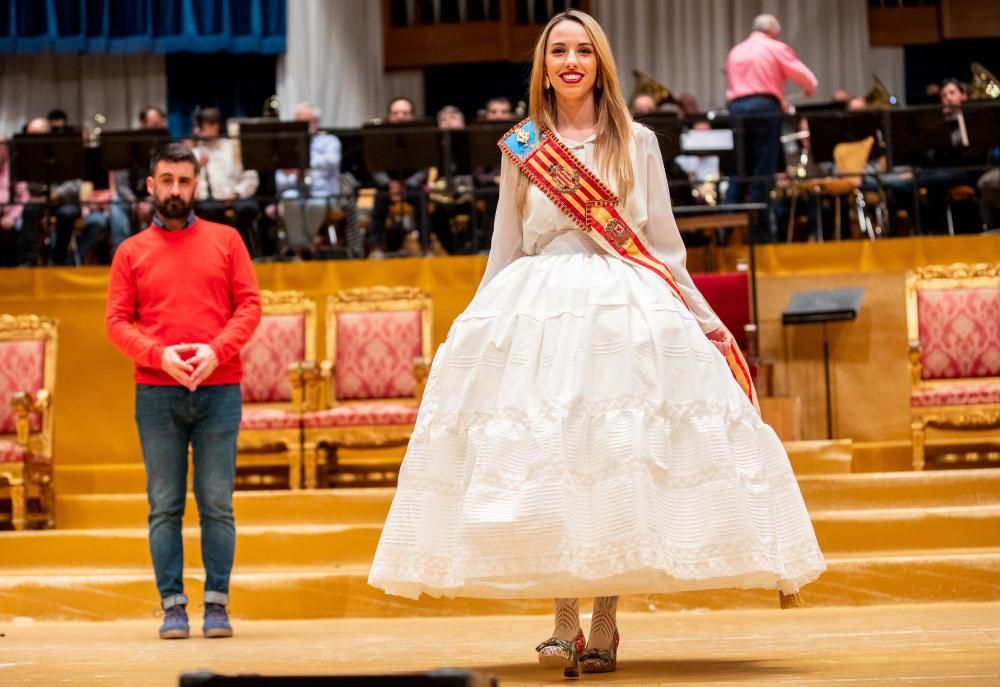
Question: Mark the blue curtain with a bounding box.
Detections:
[166,52,276,137]
[0,0,286,54]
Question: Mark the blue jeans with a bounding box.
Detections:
[135,384,242,609]
[725,95,783,208]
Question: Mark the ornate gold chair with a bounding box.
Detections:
[0,315,57,529]
[237,290,316,489]
[301,287,433,488]
[906,263,1000,470]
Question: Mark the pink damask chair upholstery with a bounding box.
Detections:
[237,291,316,489]
[301,287,433,488]
[0,315,57,529]
[906,263,1000,470]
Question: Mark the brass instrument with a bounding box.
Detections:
[864,76,896,109]
[263,95,280,117]
[632,70,678,108]
[968,62,1000,100]
[427,166,472,206]
[86,113,107,146]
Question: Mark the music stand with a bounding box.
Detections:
[466,122,510,171]
[10,133,85,187]
[9,133,86,265]
[99,128,171,171]
[236,120,311,174]
[782,287,864,439]
[634,112,683,162]
[361,121,441,180]
[960,101,1000,151]
[794,101,846,114]
[805,111,884,164]
[325,127,368,184]
[887,106,952,169]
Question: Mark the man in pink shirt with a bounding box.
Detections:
[724,14,818,215]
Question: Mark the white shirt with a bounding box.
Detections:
[479,121,723,334]
[194,138,259,201]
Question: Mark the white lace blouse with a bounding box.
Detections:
[477,121,725,335]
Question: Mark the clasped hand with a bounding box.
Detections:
[160,343,219,391]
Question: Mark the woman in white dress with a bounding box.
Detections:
[369,9,825,677]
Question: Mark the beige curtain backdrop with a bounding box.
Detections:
[277,0,425,127]
[0,53,166,136]
[278,0,902,126]
[0,2,904,133]
[592,0,905,110]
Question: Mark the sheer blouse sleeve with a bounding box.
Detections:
[638,127,724,334]
[475,154,526,294]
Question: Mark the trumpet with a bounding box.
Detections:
[968,62,1000,100]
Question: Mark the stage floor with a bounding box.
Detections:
[3,603,999,686]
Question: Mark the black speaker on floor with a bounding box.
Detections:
[180,668,497,687]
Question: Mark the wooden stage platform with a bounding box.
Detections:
[3,604,999,686]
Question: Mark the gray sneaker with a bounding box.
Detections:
[159,605,190,639]
[202,602,233,638]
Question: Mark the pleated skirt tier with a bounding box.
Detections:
[369,233,825,600]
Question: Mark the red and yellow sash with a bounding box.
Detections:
[499,118,757,407]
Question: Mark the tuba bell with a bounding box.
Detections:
[864,76,896,109]
[263,95,280,118]
[968,62,1000,100]
[632,70,678,108]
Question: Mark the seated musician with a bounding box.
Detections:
[367,96,427,256]
[427,106,474,254]
[190,107,261,255]
[916,79,987,233]
[271,102,343,255]
[109,106,164,251]
[472,97,514,253]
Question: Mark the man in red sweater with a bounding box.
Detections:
[106,143,261,640]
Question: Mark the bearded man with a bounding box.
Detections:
[105,142,261,640]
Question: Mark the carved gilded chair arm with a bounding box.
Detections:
[288,362,307,414]
[908,340,923,387]
[11,389,51,445]
[295,360,322,412]
[311,360,335,410]
[11,391,32,444]
[413,356,431,403]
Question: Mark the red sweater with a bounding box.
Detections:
[105,218,262,386]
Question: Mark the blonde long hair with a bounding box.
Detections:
[514,9,634,213]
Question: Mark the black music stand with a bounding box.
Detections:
[361,121,440,180]
[960,101,1000,151]
[237,120,311,176]
[10,133,85,263]
[634,112,683,162]
[887,106,952,169]
[362,122,442,249]
[466,122,510,170]
[782,287,864,439]
[461,122,511,253]
[805,111,884,164]
[99,128,171,171]
[10,133,85,189]
[325,127,367,184]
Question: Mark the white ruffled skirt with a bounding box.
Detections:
[368,232,825,600]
